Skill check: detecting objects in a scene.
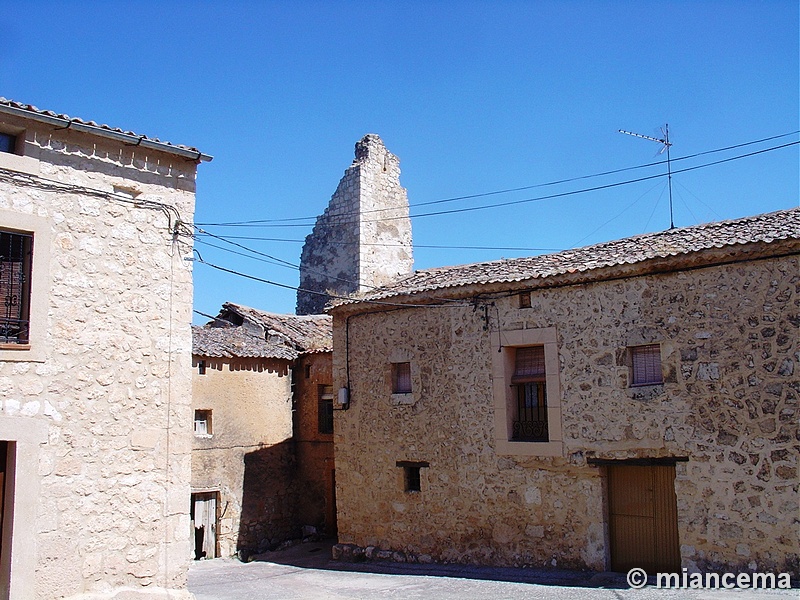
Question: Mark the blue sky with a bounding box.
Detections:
[5,1,798,320]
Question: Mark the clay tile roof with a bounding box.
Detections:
[0,97,211,161]
[192,325,298,360]
[220,303,333,353]
[339,207,800,305]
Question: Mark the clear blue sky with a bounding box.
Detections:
[5,1,798,321]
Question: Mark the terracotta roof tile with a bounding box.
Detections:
[192,325,298,360]
[0,97,210,160]
[219,303,333,353]
[338,208,799,305]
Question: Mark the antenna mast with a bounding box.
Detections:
[619,124,674,229]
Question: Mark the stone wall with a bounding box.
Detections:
[296,134,412,314]
[191,356,296,557]
[332,251,798,575]
[0,114,198,599]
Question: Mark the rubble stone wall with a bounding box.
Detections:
[0,115,198,599]
[332,251,798,575]
[297,135,412,314]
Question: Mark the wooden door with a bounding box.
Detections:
[191,493,217,560]
[608,465,680,573]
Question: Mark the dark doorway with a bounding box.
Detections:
[191,492,218,560]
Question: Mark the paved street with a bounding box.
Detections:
[188,541,796,600]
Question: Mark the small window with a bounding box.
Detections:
[511,346,548,442]
[0,230,33,345]
[397,461,428,492]
[392,362,412,394]
[630,344,663,386]
[405,466,421,492]
[518,292,531,308]
[0,133,17,155]
[194,410,212,436]
[318,384,334,434]
[198,360,206,375]
[305,364,311,379]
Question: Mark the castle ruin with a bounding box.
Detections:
[296,134,413,314]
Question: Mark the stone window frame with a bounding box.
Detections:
[0,210,50,363]
[492,326,563,457]
[388,349,418,406]
[0,125,40,177]
[396,460,429,493]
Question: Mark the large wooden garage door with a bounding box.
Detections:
[608,465,680,573]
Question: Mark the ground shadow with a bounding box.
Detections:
[236,441,299,556]
[250,539,631,590]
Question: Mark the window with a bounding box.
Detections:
[492,326,562,456]
[0,133,16,155]
[391,362,412,394]
[194,410,212,436]
[0,230,32,345]
[318,384,334,434]
[630,344,663,386]
[518,292,531,308]
[397,461,428,492]
[405,467,421,492]
[511,347,549,442]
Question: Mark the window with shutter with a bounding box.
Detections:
[630,344,663,386]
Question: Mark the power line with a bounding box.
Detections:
[193,232,562,253]
[195,131,799,227]
[192,256,471,309]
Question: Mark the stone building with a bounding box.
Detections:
[0,99,210,599]
[191,302,333,559]
[297,134,413,315]
[329,208,799,577]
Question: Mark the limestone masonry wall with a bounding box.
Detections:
[0,114,198,599]
[332,252,798,575]
[296,134,412,314]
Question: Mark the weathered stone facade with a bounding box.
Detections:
[330,210,799,577]
[296,134,412,315]
[0,100,208,599]
[191,305,334,558]
[191,351,296,558]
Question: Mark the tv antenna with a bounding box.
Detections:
[619,124,674,229]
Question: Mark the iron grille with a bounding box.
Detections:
[0,231,32,344]
[512,382,549,442]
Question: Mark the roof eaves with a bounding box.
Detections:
[0,98,213,163]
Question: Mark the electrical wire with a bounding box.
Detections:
[192,256,471,309]
[192,232,563,253]
[195,131,799,227]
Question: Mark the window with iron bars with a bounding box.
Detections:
[511,346,549,442]
[0,230,32,345]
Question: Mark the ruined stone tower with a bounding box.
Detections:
[296,134,413,314]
